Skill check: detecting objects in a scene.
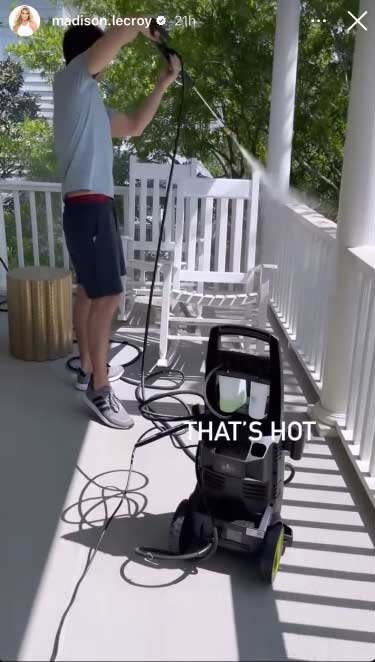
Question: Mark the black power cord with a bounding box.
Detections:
[50,445,138,662]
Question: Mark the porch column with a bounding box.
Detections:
[267,0,301,193]
[314,0,375,426]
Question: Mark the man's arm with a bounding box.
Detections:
[110,55,182,138]
[86,20,160,76]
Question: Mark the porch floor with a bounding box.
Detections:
[0,307,374,662]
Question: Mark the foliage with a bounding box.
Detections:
[7,22,64,83]
[293,0,359,216]
[0,57,59,181]
[7,0,361,217]
[0,57,38,125]
[1,117,59,181]
[0,58,60,267]
[8,0,276,180]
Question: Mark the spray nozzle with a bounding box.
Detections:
[149,17,169,43]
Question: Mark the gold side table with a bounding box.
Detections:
[7,266,73,361]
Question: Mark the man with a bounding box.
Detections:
[53,20,181,429]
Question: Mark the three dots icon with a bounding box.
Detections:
[311,18,327,24]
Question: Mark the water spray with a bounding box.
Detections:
[150,18,291,204]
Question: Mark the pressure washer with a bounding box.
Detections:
[135,325,305,582]
[171,325,304,582]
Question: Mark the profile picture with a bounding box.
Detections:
[9,5,40,37]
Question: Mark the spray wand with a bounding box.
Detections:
[149,18,279,194]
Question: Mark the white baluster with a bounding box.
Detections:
[45,191,55,266]
[29,191,40,266]
[215,198,228,272]
[13,192,24,267]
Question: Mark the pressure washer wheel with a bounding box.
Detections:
[169,499,194,554]
[259,522,284,584]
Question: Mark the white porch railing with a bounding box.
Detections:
[0,178,169,290]
[0,181,129,292]
[259,191,337,391]
[259,190,375,498]
[0,173,260,293]
[340,246,375,495]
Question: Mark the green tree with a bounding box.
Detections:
[293,0,359,216]
[0,57,58,180]
[8,0,277,179]
[0,57,60,267]
[8,0,360,217]
[0,57,38,177]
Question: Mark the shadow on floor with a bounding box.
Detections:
[2,307,375,661]
[0,318,90,661]
[62,482,375,660]
[91,312,375,660]
[63,508,288,660]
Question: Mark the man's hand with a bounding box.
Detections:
[110,54,183,139]
[86,17,162,77]
[158,54,182,88]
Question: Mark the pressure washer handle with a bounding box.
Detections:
[210,325,274,344]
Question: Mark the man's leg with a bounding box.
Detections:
[74,284,93,374]
[87,293,121,390]
[84,292,133,429]
[78,202,133,428]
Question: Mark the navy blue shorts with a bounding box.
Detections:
[63,198,126,299]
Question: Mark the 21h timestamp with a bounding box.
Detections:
[174,15,197,28]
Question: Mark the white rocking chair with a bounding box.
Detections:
[158,263,272,366]
[119,155,198,320]
[155,174,270,366]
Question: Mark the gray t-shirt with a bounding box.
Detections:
[53,52,115,198]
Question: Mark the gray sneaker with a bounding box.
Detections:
[83,383,134,429]
[75,365,124,391]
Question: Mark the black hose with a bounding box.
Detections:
[135,527,219,562]
[284,462,296,485]
[65,338,142,373]
[122,53,207,465]
[50,445,137,661]
[125,55,221,564]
